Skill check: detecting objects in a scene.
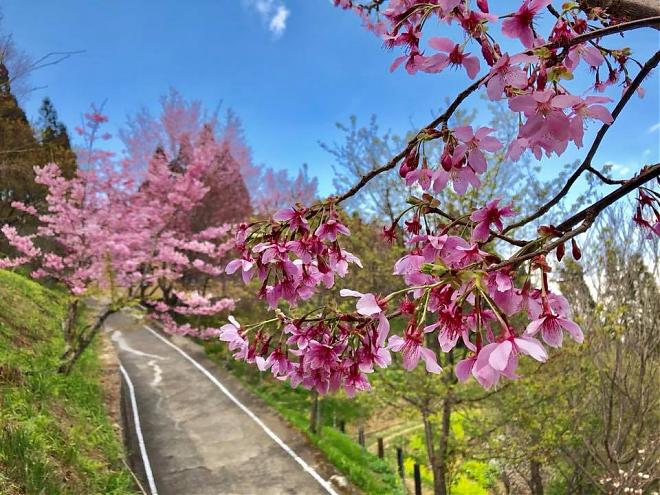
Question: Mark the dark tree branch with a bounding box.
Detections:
[587,165,627,185]
[504,49,660,234]
[555,163,659,232]
[579,0,660,22]
[335,75,487,204]
[488,163,660,272]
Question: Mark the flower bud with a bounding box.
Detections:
[571,238,582,260]
[556,242,565,261]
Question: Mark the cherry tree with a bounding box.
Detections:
[222,0,659,398]
[0,110,237,371]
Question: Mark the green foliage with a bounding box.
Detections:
[0,269,137,494]
[452,460,498,495]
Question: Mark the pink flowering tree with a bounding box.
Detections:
[222,0,659,401]
[0,164,131,372]
[0,109,240,371]
[124,130,239,337]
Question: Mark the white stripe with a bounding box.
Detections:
[119,364,159,495]
[143,325,339,495]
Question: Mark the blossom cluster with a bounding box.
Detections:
[226,204,361,308]
[217,0,659,393]
[223,197,584,392]
[332,0,639,193]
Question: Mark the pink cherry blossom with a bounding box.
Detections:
[452,126,502,174]
[485,53,530,100]
[426,37,480,79]
[315,214,351,242]
[525,313,584,347]
[388,323,442,373]
[501,0,552,48]
[470,199,516,242]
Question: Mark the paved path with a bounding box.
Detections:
[105,310,347,495]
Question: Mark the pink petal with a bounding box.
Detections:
[455,357,475,382]
[438,330,459,352]
[559,318,584,343]
[428,37,456,53]
[453,126,474,142]
[420,347,442,373]
[515,336,548,362]
[387,335,405,352]
[587,105,613,124]
[468,148,487,173]
[525,317,544,336]
[356,293,382,316]
[488,340,513,371]
[463,55,480,80]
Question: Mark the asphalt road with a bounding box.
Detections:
[105,310,347,495]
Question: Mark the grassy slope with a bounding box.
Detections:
[203,341,406,495]
[0,269,137,495]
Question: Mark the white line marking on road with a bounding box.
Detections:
[119,364,159,495]
[149,360,163,387]
[112,330,164,360]
[143,325,340,495]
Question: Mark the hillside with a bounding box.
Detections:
[0,269,137,494]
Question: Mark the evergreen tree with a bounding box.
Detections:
[36,97,76,178]
[0,60,41,228]
[0,64,77,239]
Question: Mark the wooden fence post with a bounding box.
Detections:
[377,437,384,459]
[396,447,404,478]
[414,463,422,495]
[358,426,365,447]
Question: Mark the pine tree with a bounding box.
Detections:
[0,60,41,228]
[36,97,76,178]
[0,64,77,241]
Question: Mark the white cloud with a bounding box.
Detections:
[269,6,290,36]
[648,122,660,133]
[244,0,290,37]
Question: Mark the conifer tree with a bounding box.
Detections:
[36,97,76,178]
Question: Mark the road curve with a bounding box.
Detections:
[105,310,346,495]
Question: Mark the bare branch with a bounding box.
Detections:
[488,163,660,271]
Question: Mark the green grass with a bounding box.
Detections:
[203,341,405,495]
[0,269,137,495]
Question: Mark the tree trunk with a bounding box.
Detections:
[529,459,544,495]
[421,410,441,495]
[580,0,660,21]
[434,398,452,495]
[501,469,512,495]
[309,390,321,434]
[58,308,115,374]
[61,298,79,349]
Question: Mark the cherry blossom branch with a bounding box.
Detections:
[537,15,660,53]
[489,163,660,271]
[335,75,487,204]
[426,206,529,247]
[503,49,660,234]
[556,163,659,231]
[335,21,658,209]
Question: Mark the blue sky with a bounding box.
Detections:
[2,0,659,196]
